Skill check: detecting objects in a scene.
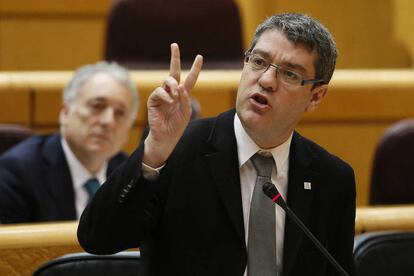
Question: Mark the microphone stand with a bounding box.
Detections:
[263,182,350,276]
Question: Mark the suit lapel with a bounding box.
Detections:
[205,110,246,246]
[283,132,320,276]
[42,134,77,220]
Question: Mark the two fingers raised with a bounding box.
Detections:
[168,43,203,93]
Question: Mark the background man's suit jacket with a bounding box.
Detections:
[0,133,127,223]
[78,109,356,276]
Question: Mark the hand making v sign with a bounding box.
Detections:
[144,43,203,168]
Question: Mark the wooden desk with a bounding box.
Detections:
[1,205,414,275]
[355,205,414,234]
[0,222,80,276]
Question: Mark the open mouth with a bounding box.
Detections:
[252,94,268,105]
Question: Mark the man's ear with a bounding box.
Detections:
[59,104,70,126]
[305,84,328,113]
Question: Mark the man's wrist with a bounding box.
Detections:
[142,162,165,181]
[143,134,176,168]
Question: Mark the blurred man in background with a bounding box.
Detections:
[0,61,139,223]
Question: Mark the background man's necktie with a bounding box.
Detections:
[248,153,277,276]
[84,178,100,202]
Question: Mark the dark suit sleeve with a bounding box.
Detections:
[0,154,32,223]
[77,142,169,254]
[329,164,356,276]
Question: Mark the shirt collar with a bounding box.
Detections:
[61,138,107,189]
[234,113,292,170]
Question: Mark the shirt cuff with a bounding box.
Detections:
[142,162,165,181]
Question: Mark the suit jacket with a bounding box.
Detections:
[78,110,356,276]
[0,133,127,224]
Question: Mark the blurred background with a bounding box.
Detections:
[1,0,414,70]
[1,0,414,207]
[1,2,414,274]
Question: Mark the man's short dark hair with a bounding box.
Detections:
[248,13,337,84]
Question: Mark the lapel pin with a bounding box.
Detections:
[304,182,312,190]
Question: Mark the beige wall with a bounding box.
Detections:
[0,0,110,70]
[236,0,413,68]
[394,0,414,64]
[1,0,414,70]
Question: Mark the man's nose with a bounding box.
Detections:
[258,65,279,92]
[99,108,116,125]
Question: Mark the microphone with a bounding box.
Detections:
[263,182,350,276]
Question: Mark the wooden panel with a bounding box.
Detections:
[394,0,414,64]
[33,89,61,126]
[0,0,109,14]
[304,70,414,121]
[192,88,236,118]
[234,0,268,49]
[236,0,411,68]
[0,0,110,71]
[0,221,140,276]
[0,74,31,124]
[2,0,414,70]
[0,19,106,70]
[0,222,78,249]
[124,126,143,154]
[0,222,81,276]
[1,69,414,206]
[0,90,31,125]
[1,206,414,274]
[0,70,31,126]
[0,246,82,276]
[305,87,414,121]
[355,205,414,234]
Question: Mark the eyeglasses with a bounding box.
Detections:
[244,52,325,87]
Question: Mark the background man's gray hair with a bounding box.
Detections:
[248,13,337,85]
[63,61,139,118]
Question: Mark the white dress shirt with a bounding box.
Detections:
[61,138,107,218]
[234,114,292,276]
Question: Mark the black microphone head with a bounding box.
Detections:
[263,182,287,209]
[263,182,278,197]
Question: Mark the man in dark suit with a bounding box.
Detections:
[0,62,139,223]
[78,13,356,276]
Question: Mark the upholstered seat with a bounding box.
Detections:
[353,231,414,276]
[0,124,33,155]
[33,251,140,276]
[105,0,244,69]
[369,119,414,204]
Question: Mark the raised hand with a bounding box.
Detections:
[143,43,203,167]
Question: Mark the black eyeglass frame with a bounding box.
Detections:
[244,52,326,87]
